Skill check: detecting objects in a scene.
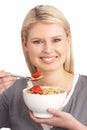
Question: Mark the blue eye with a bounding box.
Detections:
[53,38,61,43]
[33,40,42,44]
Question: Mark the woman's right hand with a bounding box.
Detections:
[0,70,17,94]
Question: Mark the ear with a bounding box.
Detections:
[21,36,28,51]
[67,34,72,48]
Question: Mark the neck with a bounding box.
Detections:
[32,69,74,93]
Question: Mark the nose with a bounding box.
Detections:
[42,43,53,54]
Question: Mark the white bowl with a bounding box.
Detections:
[23,86,66,118]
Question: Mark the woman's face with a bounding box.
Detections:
[24,22,71,72]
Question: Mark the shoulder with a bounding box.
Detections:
[75,74,87,92]
[78,74,87,85]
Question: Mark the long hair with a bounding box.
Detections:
[21,5,74,74]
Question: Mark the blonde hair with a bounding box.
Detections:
[21,5,74,74]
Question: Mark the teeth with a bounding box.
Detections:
[43,58,53,61]
[41,57,56,63]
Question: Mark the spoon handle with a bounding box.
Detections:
[12,74,30,80]
[12,74,43,81]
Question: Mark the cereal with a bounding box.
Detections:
[27,85,64,95]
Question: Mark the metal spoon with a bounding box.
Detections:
[12,74,43,81]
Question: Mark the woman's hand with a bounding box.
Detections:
[0,70,17,94]
[29,108,87,130]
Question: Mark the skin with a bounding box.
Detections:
[29,108,87,130]
[0,22,86,129]
[24,22,73,90]
[23,22,87,129]
[0,70,17,94]
[25,22,70,72]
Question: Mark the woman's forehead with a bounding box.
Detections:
[28,22,66,38]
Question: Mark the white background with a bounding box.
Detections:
[0,0,87,129]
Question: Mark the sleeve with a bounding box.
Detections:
[0,78,27,129]
[0,92,10,128]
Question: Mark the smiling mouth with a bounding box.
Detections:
[40,56,57,64]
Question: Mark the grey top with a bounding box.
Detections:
[0,75,87,130]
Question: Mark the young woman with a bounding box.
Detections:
[0,5,87,130]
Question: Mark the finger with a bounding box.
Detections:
[0,72,11,78]
[48,108,62,116]
[4,76,17,82]
[0,79,16,90]
[0,80,16,87]
[0,76,17,83]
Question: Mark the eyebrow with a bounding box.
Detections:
[51,35,65,38]
[30,35,65,40]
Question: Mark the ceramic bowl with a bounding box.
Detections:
[23,86,66,118]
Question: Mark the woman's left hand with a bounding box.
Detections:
[29,108,87,130]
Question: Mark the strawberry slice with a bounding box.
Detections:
[32,71,43,78]
[29,85,43,94]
